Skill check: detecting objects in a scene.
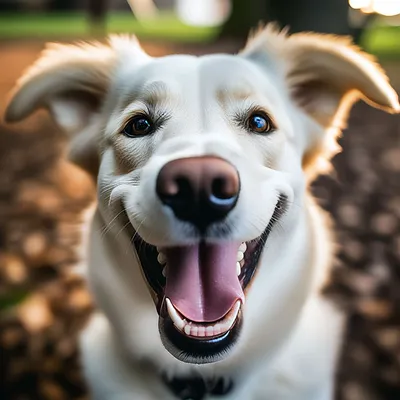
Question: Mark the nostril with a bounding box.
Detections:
[170,177,193,205]
[158,176,192,204]
[210,177,238,208]
[212,177,237,200]
[163,180,179,197]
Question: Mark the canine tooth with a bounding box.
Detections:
[220,300,241,332]
[239,242,247,252]
[184,325,191,335]
[228,301,241,328]
[157,252,166,265]
[162,266,166,277]
[236,262,241,276]
[166,298,185,331]
[237,251,244,262]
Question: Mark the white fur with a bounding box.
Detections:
[6,25,399,400]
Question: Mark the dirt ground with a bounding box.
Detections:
[0,40,399,400]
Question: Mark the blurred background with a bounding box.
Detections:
[0,1,399,399]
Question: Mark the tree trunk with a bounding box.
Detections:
[220,0,351,40]
[268,0,351,35]
[87,0,108,36]
[51,0,77,11]
[219,0,268,42]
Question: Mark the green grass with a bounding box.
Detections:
[0,12,399,54]
[0,12,400,58]
[0,12,218,43]
[362,24,400,58]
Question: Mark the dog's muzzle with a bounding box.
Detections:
[130,156,287,364]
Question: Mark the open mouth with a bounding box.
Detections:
[132,195,287,364]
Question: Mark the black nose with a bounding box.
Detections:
[156,157,240,231]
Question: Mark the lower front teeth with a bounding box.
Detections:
[166,298,241,338]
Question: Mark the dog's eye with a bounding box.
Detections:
[248,113,274,134]
[122,116,153,137]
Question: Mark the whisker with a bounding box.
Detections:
[101,204,136,238]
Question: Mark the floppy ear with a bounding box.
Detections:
[242,25,399,174]
[243,25,399,127]
[282,33,399,128]
[5,36,147,176]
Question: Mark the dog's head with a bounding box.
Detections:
[6,26,399,366]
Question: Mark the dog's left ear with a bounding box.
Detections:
[242,25,399,128]
[242,25,399,175]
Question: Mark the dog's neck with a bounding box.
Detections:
[123,351,236,399]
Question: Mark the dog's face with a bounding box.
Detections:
[102,53,298,363]
[6,27,399,366]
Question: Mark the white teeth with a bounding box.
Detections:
[165,299,242,339]
[236,261,241,276]
[237,243,246,269]
[157,252,166,265]
[191,326,198,336]
[162,266,167,277]
[157,250,167,276]
[218,300,241,332]
[214,325,222,335]
[165,298,185,331]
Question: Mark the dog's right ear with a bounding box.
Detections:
[5,36,147,177]
[241,24,399,177]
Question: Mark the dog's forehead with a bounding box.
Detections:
[121,53,271,97]
[152,54,255,77]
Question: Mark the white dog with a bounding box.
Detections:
[6,25,399,400]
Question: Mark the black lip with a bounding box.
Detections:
[159,301,243,364]
[131,194,288,363]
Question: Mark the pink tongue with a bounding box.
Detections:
[164,242,244,323]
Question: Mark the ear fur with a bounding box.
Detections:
[5,35,147,177]
[243,24,399,125]
[241,24,400,175]
[5,41,116,127]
